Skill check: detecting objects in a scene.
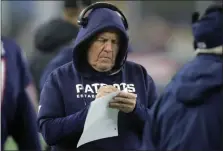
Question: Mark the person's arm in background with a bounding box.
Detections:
[37,72,89,146]
[10,46,41,150]
[17,46,39,111]
[25,83,39,112]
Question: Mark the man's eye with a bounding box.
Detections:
[112,41,119,45]
[97,39,106,43]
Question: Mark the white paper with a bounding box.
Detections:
[77,91,120,148]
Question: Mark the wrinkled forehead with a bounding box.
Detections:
[95,29,121,41]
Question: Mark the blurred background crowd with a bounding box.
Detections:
[1,0,221,149]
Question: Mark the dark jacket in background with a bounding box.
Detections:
[1,37,41,150]
[152,54,222,150]
[29,18,79,92]
[152,5,223,150]
[39,46,73,90]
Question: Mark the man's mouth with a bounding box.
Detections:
[99,56,112,60]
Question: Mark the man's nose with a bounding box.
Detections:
[104,42,113,52]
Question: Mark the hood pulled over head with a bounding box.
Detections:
[72,8,129,75]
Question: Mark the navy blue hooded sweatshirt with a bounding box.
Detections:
[1,37,41,150]
[151,5,223,150]
[37,8,157,150]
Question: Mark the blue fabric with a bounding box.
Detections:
[152,54,223,150]
[1,37,41,150]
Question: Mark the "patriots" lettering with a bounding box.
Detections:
[75,83,135,98]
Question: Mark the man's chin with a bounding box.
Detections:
[96,64,113,72]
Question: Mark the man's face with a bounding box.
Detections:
[87,31,120,72]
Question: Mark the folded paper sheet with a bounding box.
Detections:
[77,91,120,148]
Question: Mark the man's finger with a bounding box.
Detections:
[97,92,112,96]
[98,85,118,92]
[103,89,118,93]
[97,87,119,94]
[109,102,131,109]
[116,91,136,99]
[96,89,119,98]
[111,97,134,105]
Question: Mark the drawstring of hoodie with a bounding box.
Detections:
[80,76,87,106]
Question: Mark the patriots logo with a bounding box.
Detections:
[75,83,136,98]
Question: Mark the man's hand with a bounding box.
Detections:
[109,91,137,113]
[96,85,119,98]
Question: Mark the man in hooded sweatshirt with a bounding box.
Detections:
[37,2,157,150]
[151,4,223,151]
[29,0,93,92]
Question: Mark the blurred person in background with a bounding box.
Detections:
[37,2,157,150]
[1,37,41,150]
[29,0,94,93]
[151,4,223,150]
[2,1,35,38]
[127,17,180,95]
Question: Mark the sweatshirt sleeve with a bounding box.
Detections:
[132,75,158,121]
[130,66,158,122]
[37,72,89,146]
